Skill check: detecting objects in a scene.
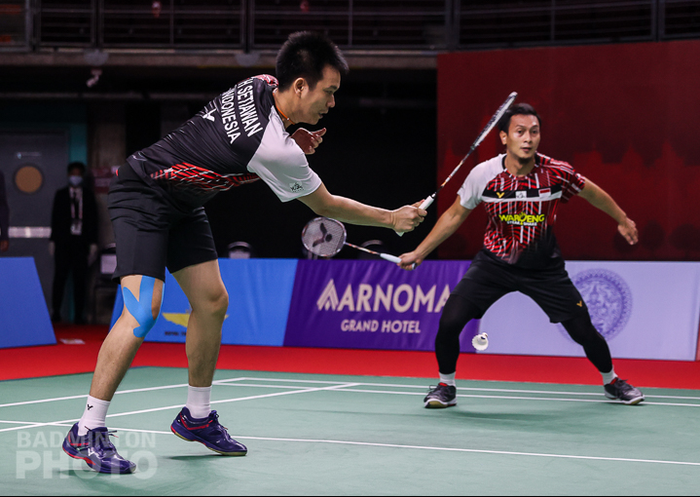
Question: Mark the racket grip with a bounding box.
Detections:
[380,253,402,264]
[419,196,435,210]
[396,196,435,237]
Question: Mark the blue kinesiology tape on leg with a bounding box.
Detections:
[122,276,162,338]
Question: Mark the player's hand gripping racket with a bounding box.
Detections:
[397,91,518,236]
[302,217,410,266]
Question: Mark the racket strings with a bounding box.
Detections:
[302,218,346,257]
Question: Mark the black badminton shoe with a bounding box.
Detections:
[62,423,136,474]
[171,407,247,456]
[604,378,645,405]
[424,383,457,408]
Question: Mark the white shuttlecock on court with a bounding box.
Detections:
[472,332,489,351]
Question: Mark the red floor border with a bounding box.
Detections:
[2,325,700,389]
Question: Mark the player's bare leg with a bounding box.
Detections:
[89,275,164,400]
[63,275,164,474]
[172,260,227,388]
[170,259,247,456]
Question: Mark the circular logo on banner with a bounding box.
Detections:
[559,268,632,342]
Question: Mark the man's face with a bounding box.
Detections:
[500,114,541,163]
[297,65,340,125]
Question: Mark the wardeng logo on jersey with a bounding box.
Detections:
[561,268,632,341]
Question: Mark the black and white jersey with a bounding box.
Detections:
[458,153,586,268]
[126,75,322,209]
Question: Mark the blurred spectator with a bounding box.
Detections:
[50,162,99,324]
[0,171,8,253]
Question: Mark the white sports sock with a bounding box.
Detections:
[77,396,110,436]
[186,386,212,419]
[439,372,456,387]
[601,369,618,385]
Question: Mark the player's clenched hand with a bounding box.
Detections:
[399,251,422,271]
[291,127,327,155]
[618,217,638,245]
[390,205,427,233]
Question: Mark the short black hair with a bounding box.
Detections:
[276,31,349,91]
[67,161,86,175]
[497,103,541,133]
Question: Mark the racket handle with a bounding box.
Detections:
[419,196,435,210]
[380,253,402,264]
[396,195,436,237]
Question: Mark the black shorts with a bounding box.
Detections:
[108,163,218,282]
[452,250,588,323]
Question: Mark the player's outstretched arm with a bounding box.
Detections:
[399,196,472,270]
[298,183,427,233]
[578,177,638,245]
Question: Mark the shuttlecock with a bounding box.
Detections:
[472,332,489,351]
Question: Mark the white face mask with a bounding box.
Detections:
[68,176,83,187]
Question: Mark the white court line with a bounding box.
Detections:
[0,382,361,434]
[2,382,696,435]
[215,377,346,386]
[214,383,328,390]
[4,375,697,410]
[0,377,252,409]
[321,387,700,408]
[69,425,700,468]
[2,376,698,420]
[0,420,45,426]
[239,377,700,401]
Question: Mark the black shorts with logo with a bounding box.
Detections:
[108,163,218,282]
[452,249,588,323]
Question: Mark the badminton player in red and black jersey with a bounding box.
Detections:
[399,103,644,409]
[62,31,427,475]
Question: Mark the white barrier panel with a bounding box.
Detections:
[478,262,700,361]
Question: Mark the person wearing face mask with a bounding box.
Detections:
[50,161,99,324]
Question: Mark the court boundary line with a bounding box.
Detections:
[2,378,699,432]
[0,382,363,434]
[0,377,257,409]
[226,377,700,401]
[34,425,700,469]
[2,374,698,411]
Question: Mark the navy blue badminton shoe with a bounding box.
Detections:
[424,383,458,408]
[171,407,247,456]
[62,423,136,474]
[604,378,645,405]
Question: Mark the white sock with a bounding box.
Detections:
[77,396,110,436]
[186,386,212,419]
[601,369,618,385]
[439,372,456,387]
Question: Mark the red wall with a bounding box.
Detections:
[436,40,700,261]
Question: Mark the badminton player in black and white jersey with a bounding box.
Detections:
[62,31,427,475]
[399,103,644,409]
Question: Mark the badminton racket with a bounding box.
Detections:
[397,91,517,236]
[302,217,404,264]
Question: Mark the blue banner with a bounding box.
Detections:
[284,260,479,351]
[0,257,55,348]
[111,259,297,346]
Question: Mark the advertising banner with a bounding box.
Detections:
[0,257,55,348]
[111,259,297,346]
[283,260,479,351]
[478,261,700,360]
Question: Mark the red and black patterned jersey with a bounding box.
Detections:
[126,74,321,210]
[457,153,586,268]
